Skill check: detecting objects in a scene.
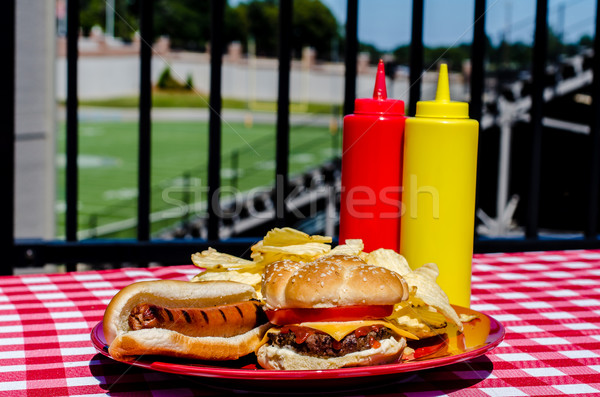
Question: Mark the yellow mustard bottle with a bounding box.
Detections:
[400,64,479,308]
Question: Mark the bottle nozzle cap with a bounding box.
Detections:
[354,59,405,115]
[373,59,387,100]
[435,64,451,102]
[415,64,469,119]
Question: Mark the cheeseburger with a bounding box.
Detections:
[103,280,270,361]
[256,255,417,370]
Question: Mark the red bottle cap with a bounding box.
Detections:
[354,59,405,115]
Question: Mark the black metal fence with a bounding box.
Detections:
[4,0,600,274]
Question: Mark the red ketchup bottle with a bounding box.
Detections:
[339,60,406,252]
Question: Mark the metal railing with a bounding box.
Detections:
[4,0,600,274]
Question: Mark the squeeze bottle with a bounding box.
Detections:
[339,60,406,252]
[399,64,479,308]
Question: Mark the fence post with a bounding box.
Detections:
[275,0,293,226]
[343,0,358,116]
[471,0,486,242]
[207,0,225,241]
[138,0,154,244]
[585,0,600,239]
[65,0,80,272]
[409,0,424,117]
[526,0,548,239]
[0,0,15,275]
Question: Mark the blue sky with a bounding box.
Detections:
[232,0,597,51]
[322,0,596,50]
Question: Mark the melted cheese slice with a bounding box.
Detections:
[256,320,418,351]
[299,321,418,341]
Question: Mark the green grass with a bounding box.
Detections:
[56,119,341,238]
[76,90,339,115]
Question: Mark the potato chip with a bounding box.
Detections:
[387,301,449,338]
[262,227,331,247]
[392,301,446,325]
[252,241,331,265]
[191,247,256,270]
[191,270,263,299]
[459,313,479,323]
[389,315,437,338]
[366,253,462,332]
[249,240,264,263]
[191,269,261,285]
[324,239,364,256]
[190,228,335,295]
[365,249,412,276]
[187,228,335,299]
[402,263,463,331]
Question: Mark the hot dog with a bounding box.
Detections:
[127,300,266,337]
[103,280,271,362]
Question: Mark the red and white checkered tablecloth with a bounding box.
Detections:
[1,249,599,396]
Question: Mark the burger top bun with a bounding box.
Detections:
[103,279,257,344]
[262,254,409,309]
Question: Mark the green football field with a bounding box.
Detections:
[56,119,341,238]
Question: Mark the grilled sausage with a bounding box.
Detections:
[128,300,266,338]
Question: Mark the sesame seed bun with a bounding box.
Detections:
[262,254,409,309]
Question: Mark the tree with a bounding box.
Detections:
[79,0,341,59]
[424,44,470,72]
[245,0,279,56]
[80,0,138,40]
[392,45,410,66]
[225,3,249,50]
[233,0,340,60]
[579,35,593,48]
[154,0,211,51]
[80,0,105,36]
[292,0,339,59]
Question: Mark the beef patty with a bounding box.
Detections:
[268,326,395,358]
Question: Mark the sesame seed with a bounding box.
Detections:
[363,277,367,282]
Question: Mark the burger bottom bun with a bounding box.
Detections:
[256,336,407,370]
[108,322,271,362]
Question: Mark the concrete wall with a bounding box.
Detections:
[15,0,55,239]
[55,52,469,105]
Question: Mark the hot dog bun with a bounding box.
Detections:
[103,280,270,362]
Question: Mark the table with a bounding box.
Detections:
[1,249,600,396]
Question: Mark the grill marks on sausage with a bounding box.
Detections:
[235,305,244,318]
[182,310,192,324]
[128,300,266,338]
[164,308,174,322]
[200,310,209,323]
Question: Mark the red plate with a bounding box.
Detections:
[91,306,504,389]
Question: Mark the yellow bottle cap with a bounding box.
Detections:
[415,64,469,119]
